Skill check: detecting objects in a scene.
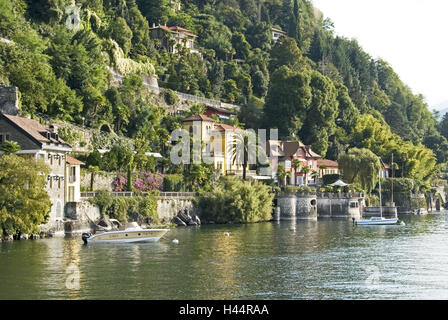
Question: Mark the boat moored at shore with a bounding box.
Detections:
[82,222,169,244]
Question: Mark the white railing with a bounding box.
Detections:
[80,191,197,198]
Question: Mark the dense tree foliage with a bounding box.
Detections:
[0,155,52,236]
[0,0,443,191]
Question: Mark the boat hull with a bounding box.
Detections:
[356,218,399,226]
[85,229,169,243]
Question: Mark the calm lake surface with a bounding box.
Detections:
[2,212,448,300]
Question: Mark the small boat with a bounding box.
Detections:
[355,166,402,226]
[82,222,169,244]
[355,217,400,226]
[414,208,428,215]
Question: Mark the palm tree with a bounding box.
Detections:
[87,165,99,192]
[0,140,21,155]
[292,159,302,186]
[311,170,319,184]
[277,164,291,187]
[300,165,311,186]
[229,131,261,180]
[318,164,327,178]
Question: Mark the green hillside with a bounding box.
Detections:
[0,0,446,188]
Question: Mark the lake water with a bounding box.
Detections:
[2,212,448,300]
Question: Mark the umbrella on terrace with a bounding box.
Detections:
[329,179,350,187]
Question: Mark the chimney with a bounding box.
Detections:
[0,86,20,116]
[49,124,58,134]
[49,124,59,140]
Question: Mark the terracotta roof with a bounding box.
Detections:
[206,105,235,115]
[215,123,238,131]
[66,155,84,165]
[183,114,216,122]
[1,113,70,147]
[317,159,338,167]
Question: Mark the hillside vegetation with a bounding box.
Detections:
[0,0,446,189]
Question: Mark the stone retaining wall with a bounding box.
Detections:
[317,197,364,219]
[275,194,317,220]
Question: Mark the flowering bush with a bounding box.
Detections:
[112,174,128,191]
[134,172,164,192]
[113,172,164,192]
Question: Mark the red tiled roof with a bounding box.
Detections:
[66,155,84,165]
[215,123,238,131]
[205,105,235,115]
[1,114,69,146]
[183,114,216,122]
[317,159,338,167]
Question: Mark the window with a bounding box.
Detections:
[350,202,359,208]
[0,133,10,144]
[69,166,76,183]
[68,186,75,202]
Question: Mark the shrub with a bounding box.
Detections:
[365,195,379,207]
[58,127,83,145]
[164,88,179,105]
[282,185,316,195]
[89,190,159,223]
[322,174,341,186]
[163,174,184,191]
[197,177,274,224]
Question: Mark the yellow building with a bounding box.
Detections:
[182,115,248,176]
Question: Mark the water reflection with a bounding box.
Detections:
[2,213,448,299]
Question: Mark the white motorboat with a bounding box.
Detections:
[82,222,169,244]
[356,217,400,225]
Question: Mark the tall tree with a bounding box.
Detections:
[0,154,51,236]
[338,148,381,193]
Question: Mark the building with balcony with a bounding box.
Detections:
[182,114,250,176]
[266,140,321,185]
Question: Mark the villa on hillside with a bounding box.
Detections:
[272,27,287,44]
[203,105,236,121]
[380,158,390,178]
[266,140,321,185]
[0,112,84,233]
[182,114,251,176]
[150,24,200,55]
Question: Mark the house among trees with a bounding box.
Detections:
[203,105,236,121]
[182,114,250,176]
[379,158,390,178]
[271,27,287,44]
[0,112,84,233]
[266,140,321,185]
[317,159,339,177]
[150,24,199,55]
